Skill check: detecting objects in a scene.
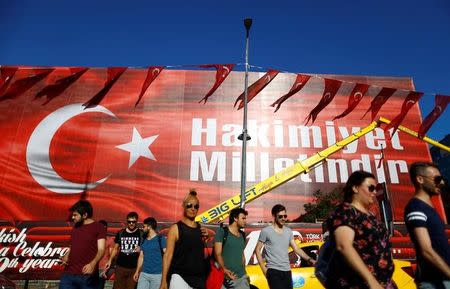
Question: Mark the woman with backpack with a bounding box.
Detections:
[325,170,396,289]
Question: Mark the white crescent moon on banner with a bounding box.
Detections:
[406,100,416,107]
[353,92,363,101]
[222,66,230,78]
[152,68,160,76]
[26,103,117,194]
[433,105,443,116]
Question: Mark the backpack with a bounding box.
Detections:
[221,226,246,249]
[207,226,245,289]
[156,234,164,256]
[314,238,336,287]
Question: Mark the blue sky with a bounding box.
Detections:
[1,0,449,141]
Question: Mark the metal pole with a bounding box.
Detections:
[239,18,252,208]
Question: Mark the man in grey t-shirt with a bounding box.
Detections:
[255,204,316,289]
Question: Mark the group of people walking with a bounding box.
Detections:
[58,162,449,289]
[322,162,450,289]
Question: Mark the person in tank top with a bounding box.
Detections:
[159,190,209,289]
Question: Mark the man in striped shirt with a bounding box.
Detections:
[404,162,450,289]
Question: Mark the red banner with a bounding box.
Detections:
[0,67,436,225]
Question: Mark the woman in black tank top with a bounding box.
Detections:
[170,221,206,288]
[159,190,208,289]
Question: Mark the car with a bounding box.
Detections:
[246,241,416,289]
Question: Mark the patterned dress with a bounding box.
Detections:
[325,202,397,289]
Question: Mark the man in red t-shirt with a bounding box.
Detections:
[59,200,106,289]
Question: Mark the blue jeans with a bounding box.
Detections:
[137,272,162,289]
[59,273,99,289]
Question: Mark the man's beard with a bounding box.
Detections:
[424,183,445,196]
[74,219,84,228]
[275,220,284,227]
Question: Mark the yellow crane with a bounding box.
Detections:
[196,117,450,224]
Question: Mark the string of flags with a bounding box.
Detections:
[0,64,448,139]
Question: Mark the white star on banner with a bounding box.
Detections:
[116,127,158,168]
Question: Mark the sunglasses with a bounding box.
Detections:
[185,203,200,210]
[277,214,288,219]
[421,175,444,185]
[367,185,377,192]
[127,220,137,224]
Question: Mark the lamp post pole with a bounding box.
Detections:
[239,18,253,208]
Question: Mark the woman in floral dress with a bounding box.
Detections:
[325,170,396,289]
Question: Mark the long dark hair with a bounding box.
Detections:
[343,171,375,203]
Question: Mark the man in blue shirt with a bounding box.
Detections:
[404,162,450,289]
[134,217,166,289]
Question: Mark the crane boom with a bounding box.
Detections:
[196,118,450,224]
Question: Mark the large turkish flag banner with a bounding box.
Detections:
[0,67,434,222]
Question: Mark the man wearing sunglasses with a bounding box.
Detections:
[255,204,315,289]
[404,162,450,289]
[105,212,145,289]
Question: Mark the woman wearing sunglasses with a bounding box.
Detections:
[325,170,396,289]
[160,190,208,289]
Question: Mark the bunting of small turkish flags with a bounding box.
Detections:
[0,66,19,95]
[84,67,127,108]
[35,67,89,104]
[234,69,279,110]
[333,83,370,120]
[384,91,424,135]
[135,66,165,106]
[199,64,235,104]
[305,78,342,125]
[0,68,54,101]
[362,87,396,121]
[271,74,311,112]
[418,94,450,138]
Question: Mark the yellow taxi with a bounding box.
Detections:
[246,241,416,289]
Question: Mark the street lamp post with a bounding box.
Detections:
[239,18,253,208]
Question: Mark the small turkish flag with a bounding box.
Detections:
[199,64,235,103]
[35,68,89,104]
[418,94,450,138]
[234,69,279,110]
[84,67,127,108]
[333,83,370,120]
[384,91,424,135]
[362,87,396,121]
[305,78,342,125]
[0,66,19,95]
[271,74,311,112]
[135,66,165,106]
[0,68,54,101]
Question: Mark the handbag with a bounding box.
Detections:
[205,227,231,289]
[206,258,224,289]
[314,238,336,287]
